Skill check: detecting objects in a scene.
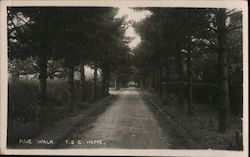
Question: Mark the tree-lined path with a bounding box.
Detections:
[67,88,168,149]
[7,6,244,150]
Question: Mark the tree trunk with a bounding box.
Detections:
[150,72,154,89]
[68,65,75,112]
[115,72,120,90]
[165,57,170,96]
[114,71,117,89]
[147,73,151,89]
[118,80,121,89]
[106,65,110,95]
[38,55,48,126]
[217,8,230,132]
[93,63,98,101]
[155,71,158,90]
[187,42,194,116]
[146,74,150,89]
[159,68,163,97]
[139,77,143,89]
[12,71,19,83]
[101,66,107,97]
[177,48,185,110]
[80,64,85,102]
[166,61,170,82]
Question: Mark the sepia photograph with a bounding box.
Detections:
[0,0,248,156]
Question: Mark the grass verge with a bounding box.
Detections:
[141,90,243,150]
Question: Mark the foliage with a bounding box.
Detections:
[133,8,243,131]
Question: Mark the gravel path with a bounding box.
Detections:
[68,88,169,149]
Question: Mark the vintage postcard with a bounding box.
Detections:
[0,0,248,156]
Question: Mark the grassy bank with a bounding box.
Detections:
[141,90,243,150]
[7,79,104,147]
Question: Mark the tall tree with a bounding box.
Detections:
[8,7,63,125]
[216,8,230,132]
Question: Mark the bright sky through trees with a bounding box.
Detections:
[116,7,151,49]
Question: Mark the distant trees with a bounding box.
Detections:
[8,7,130,126]
[8,58,38,82]
[133,8,243,132]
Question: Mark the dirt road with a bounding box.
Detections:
[67,88,169,149]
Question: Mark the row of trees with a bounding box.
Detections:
[8,7,132,126]
[133,8,242,132]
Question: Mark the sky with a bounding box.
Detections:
[83,8,151,77]
[115,7,151,49]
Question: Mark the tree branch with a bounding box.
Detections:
[227,25,242,31]
[226,13,242,29]
[226,9,237,16]
[14,14,33,26]
[9,17,37,50]
[207,26,217,32]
